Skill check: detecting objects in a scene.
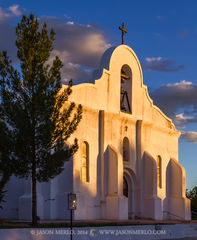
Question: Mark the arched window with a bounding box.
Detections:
[157,156,162,188]
[120,65,132,113]
[82,141,89,182]
[123,137,130,162]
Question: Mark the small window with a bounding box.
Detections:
[82,141,89,182]
[123,137,130,162]
[157,156,162,188]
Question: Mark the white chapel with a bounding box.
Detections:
[0,44,191,221]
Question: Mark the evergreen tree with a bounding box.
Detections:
[0,119,13,209]
[0,13,82,225]
[187,186,197,214]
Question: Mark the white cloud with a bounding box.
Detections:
[175,113,194,121]
[174,113,197,127]
[151,80,197,141]
[0,7,11,22]
[150,80,197,129]
[8,5,21,17]
[143,57,185,72]
[0,5,23,62]
[42,17,111,82]
[0,5,22,22]
[0,13,111,82]
[167,80,192,87]
[67,21,74,25]
[181,131,197,143]
[145,57,162,63]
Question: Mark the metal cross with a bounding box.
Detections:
[119,22,128,44]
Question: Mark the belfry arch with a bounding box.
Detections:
[120,64,132,113]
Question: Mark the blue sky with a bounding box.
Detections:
[0,0,196,189]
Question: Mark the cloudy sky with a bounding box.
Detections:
[0,0,197,188]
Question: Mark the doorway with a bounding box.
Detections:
[123,170,135,219]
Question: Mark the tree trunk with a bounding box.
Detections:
[32,160,37,225]
[32,94,37,225]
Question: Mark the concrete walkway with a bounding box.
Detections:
[5,218,196,226]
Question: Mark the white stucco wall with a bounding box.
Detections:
[66,44,190,221]
[0,44,190,221]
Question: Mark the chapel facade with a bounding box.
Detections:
[0,44,190,221]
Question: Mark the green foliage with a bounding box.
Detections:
[0,13,82,223]
[187,186,197,213]
[0,120,13,208]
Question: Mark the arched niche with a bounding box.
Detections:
[120,64,132,113]
[142,151,157,196]
[123,137,130,162]
[166,158,184,198]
